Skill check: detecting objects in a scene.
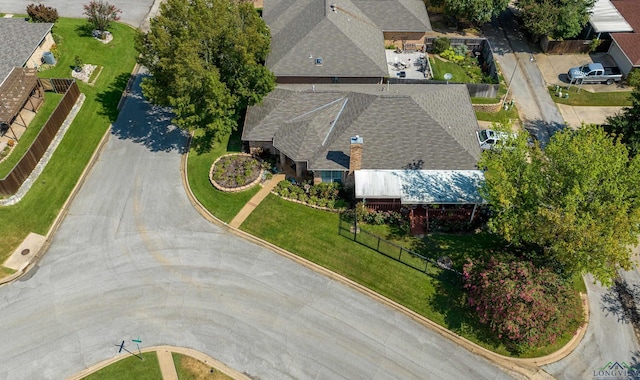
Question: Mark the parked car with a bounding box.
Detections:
[567,63,623,85]
[476,129,510,150]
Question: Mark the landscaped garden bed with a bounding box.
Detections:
[272,180,346,210]
[209,153,262,192]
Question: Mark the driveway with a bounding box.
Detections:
[0,73,515,380]
[0,0,156,29]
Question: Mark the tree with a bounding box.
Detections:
[464,257,584,353]
[604,88,640,156]
[517,0,595,40]
[27,3,59,23]
[136,0,275,148]
[626,68,640,88]
[83,0,122,32]
[480,125,640,284]
[429,0,509,25]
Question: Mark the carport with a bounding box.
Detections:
[0,67,43,140]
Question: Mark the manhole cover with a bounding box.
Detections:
[21,249,30,256]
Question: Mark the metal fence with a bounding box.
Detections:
[338,215,461,276]
[0,79,79,195]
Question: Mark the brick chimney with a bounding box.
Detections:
[349,135,363,173]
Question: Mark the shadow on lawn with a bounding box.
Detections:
[429,270,507,353]
[74,23,95,38]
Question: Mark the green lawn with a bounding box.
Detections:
[429,57,472,82]
[172,353,233,380]
[83,352,161,380]
[0,92,64,178]
[475,105,520,123]
[187,131,260,223]
[0,18,137,270]
[549,86,632,106]
[239,195,580,357]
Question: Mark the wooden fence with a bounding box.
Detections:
[540,37,612,54]
[0,79,80,196]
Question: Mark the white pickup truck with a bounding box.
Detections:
[567,63,623,85]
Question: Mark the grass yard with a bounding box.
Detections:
[239,195,580,357]
[549,86,632,106]
[172,353,233,380]
[475,105,520,124]
[82,352,161,380]
[0,18,137,271]
[187,131,260,223]
[0,92,64,178]
[429,57,472,82]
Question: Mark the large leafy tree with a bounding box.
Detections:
[136,0,275,146]
[604,88,640,156]
[429,0,509,24]
[480,125,640,284]
[517,0,595,40]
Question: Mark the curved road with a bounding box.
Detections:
[0,74,514,379]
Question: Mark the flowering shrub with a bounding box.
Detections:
[463,257,584,353]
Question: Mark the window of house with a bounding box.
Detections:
[321,171,343,183]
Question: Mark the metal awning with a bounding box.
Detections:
[0,67,39,124]
[354,169,486,204]
[590,0,633,33]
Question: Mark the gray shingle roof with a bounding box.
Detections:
[264,0,433,79]
[0,18,53,84]
[243,84,481,171]
[351,0,432,31]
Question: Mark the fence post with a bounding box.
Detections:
[376,237,380,251]
[424,259,429,273]
[399,247,403,261]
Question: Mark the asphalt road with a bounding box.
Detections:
[0,73,515,379]
[543,274,640,378]
[0,0,156,29]
[482,10,565,145]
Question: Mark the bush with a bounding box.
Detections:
[273,180,344,209]
[432,37,451,54]
[440,48,464,64]
[27,3,59,23]
[463,257,584,353]
[452,44,469,57]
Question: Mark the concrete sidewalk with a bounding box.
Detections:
[229,174,285,228]
[157,349,178,380]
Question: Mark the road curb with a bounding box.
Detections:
[180,143,590,379]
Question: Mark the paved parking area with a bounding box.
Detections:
[534,51,630,127]
[535,52,631,92]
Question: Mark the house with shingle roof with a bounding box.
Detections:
[263,0,431,83]
[0,18,54,130]
[0,18,55,86]
[243,83,481,183]
[588,0,640,76]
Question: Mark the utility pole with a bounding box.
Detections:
[502,58,519,109]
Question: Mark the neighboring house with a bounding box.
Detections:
[588,0,640,76]
[0,18,54,130]
[262,0,431,83]
[0,18,55,85]
[242,83,482,185]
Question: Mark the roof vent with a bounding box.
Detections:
[315,57,323,66]
[330,3,337,12]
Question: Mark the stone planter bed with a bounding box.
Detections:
[209,153,262,192]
